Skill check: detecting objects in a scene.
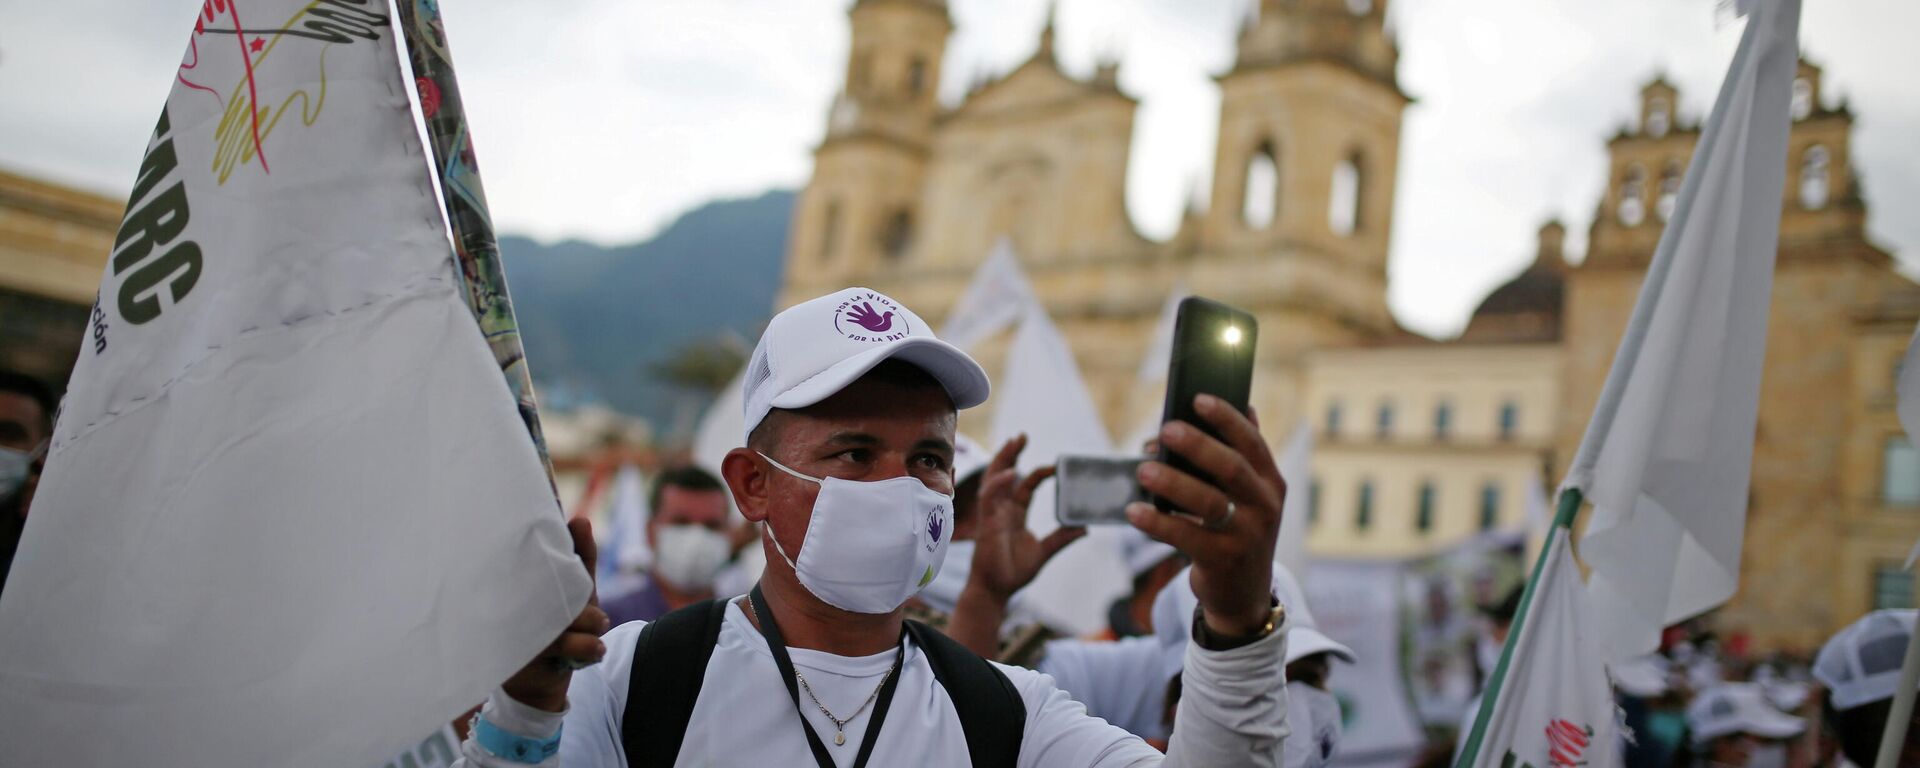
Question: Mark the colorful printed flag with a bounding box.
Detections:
[0,3,592,765]
[1459,528,1618,768]
[1562,0,1802,660]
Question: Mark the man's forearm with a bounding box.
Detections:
[1160,615,1289,768]
[947,583,1009,658]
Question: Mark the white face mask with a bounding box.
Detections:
[1283,681,1343,768]
[652,524,732,591]
[758,453,953,614]
[0,446,28,502]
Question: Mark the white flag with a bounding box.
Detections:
[0,5,592,765]
[693,368,746,477]
[1460,530,1618,768]
[598,464,652,600]
[1895,323,1920,569]
[989,300,1125,634]
[1563,0,1801,659]
[1122,285,1191,451]
[940,239,1035,350]
[1274,424,1312,581]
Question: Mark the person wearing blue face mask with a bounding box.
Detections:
[0,370,54,599]
[455,287,1295,768]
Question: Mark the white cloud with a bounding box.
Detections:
[1,0,1912,336]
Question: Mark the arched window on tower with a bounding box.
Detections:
[1618,164,1647,227]
[1800,145,1830,210]
[1329,153,1361,237]
[818,200,842,264]
[1646,97,1671,137]
[1657,161,1682,222]
[1791,78,1814,121]
[880,209,914,261]
[907,57,928,97]
[1242,142,1278,230]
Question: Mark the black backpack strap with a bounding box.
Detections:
[905,620,1027,768]
[621,599,729,768]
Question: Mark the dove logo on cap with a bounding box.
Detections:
[833,292,909,342]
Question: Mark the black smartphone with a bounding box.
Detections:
[1153,296,1257,515]
[1055,455,1146,526]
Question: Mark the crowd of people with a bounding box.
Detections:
[4,287,1919,767]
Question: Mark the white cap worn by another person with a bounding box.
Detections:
[1814,609,1919,711]
[953,433,990,486]
[1685,683,1806,746]
[743,287,990,440]
[1120,527,1179,580]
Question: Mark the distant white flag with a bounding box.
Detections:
[941,239,1035,350]
[1458,530,1618,768]
[693,369,746,477]
[598,464,652,600]
[1123,285,1191,451]
[1562,0,1801,659]
[1275,424,1312,581]
[1896,322,1920,569]
[989,299,1124,634]
[0,5,591,765]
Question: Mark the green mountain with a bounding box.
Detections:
[498,189,794,437]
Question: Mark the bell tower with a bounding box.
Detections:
[1201,0,1407,333]
[782,0,951,306]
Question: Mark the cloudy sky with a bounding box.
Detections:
[2,0,1913,336]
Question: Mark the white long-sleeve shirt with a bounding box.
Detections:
[455,600,1287,767]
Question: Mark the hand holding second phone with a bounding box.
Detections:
[966,434,1086,602]
[500,517,611,712]
[1127,394,1284,639]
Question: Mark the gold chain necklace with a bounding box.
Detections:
[747,593,896,747]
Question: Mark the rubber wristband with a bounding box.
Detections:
[474,714,562,764]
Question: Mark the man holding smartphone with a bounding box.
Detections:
[453,287,1291,767]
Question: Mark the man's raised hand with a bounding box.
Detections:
[966,434,1084,602]
[1125,395,1284,638]
[501,517,610,712]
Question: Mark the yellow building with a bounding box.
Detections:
[0,168,121,390]
[779,1,1919,652]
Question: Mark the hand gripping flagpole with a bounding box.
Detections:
[1452,489,1581,768]
[393,0,556,485]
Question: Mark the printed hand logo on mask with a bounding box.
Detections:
[758,453,952,614]
[653,524,733,591]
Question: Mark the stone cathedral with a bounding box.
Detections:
[776,0,1917,653]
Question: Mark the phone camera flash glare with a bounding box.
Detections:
[1222,326,1243,345]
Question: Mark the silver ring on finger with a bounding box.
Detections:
[1207,500,1236,531]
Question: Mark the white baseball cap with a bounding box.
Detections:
[1814,609,1918,711]
[742,288,990,441]
[1685,683,1806,745]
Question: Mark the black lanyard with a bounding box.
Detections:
[748,585,905,768]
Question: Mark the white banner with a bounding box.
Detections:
[1565,0,1801,660]
[0,4,591,765]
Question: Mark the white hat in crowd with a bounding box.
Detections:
[1609,654,1672,699]
[1119,527,1179,580]
[1684,683,1806,746]
[743,287,990,440]
[1152,562,1356,673]
[952,433,990,486]
[1814,609,1919,711]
